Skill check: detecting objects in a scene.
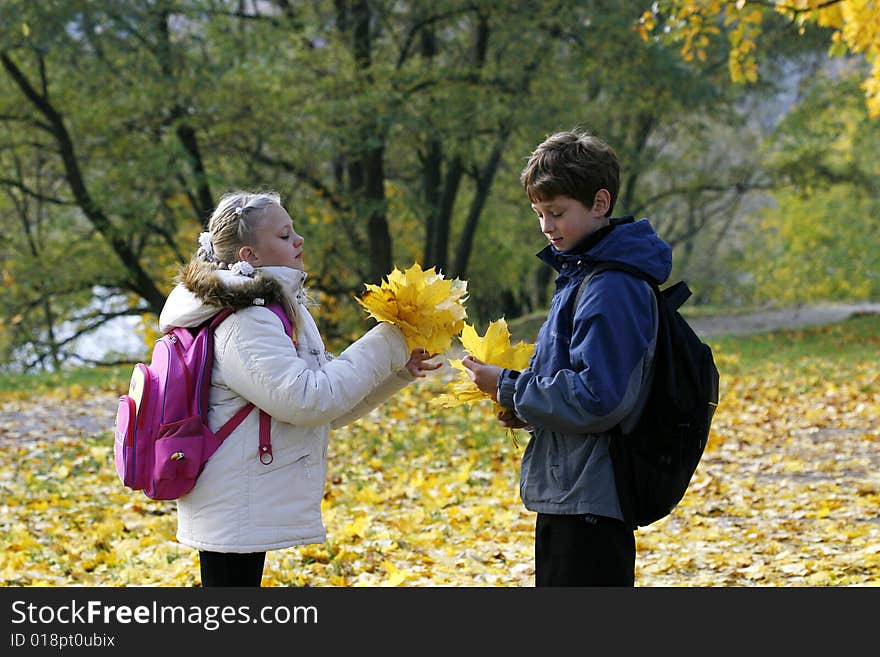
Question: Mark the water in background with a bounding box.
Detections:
[71,314,145,363]
[10,289,149,372]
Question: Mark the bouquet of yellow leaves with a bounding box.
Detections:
[432,318,534,413]
[356,262,468,354]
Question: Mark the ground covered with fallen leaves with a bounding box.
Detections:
[1,320,878,587]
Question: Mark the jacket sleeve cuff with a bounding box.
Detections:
[497,368,519,409]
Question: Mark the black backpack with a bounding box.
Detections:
[575,257,720,528]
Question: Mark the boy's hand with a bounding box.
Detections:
[405,348,442,378]
[497,407,529,430]
[461,355,502,401]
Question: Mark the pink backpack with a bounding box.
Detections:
[114,304,292,500]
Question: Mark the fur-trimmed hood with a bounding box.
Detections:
[159,260,307,332]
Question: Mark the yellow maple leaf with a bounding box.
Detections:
[432,318,534,412]
[382,560,408,587]
[356,262,467,353]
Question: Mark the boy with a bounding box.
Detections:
[462,130,672,586]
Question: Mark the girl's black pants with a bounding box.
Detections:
[198,550,266,587]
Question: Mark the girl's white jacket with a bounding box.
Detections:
[158,263,412,552]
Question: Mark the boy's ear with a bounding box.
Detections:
[593,189,611,216]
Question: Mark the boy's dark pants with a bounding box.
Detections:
[535,513,635,586]
[199,551,266,587]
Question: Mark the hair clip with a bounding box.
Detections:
[197,231,215,262]
[234,206,243,216]
[230,261,255,277]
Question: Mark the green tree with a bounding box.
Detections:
[467,1,770,315]
[747,72,880,304]
[0,0,788,368]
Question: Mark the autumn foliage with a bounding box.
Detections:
[433,319,535,414]
[1,317,878,586]
[356,263,468,354]
[641,0,880,117]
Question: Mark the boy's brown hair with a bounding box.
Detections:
[520,130,620,217]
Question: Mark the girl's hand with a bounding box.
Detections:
[461,355,503,401]
[405,348,442,378]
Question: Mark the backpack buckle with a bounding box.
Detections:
[259,444,274,465]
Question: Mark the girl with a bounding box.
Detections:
[158,190,439,586]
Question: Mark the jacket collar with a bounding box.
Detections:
[177,259,306,309]
[159,260,308,331]
[536,224,615,273]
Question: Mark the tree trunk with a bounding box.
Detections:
[434,155,462,274]
[0,53,167,315]
[419,22,443,269]
[422,11,488,275]
[618,112,655,215]
[364,144,392,282]
[351,0,391,282]
[175,124,214,223]
[451,133,508,279]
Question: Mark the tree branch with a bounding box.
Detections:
[0,178,71,205]
[250,149,349,213]
[752,0,842,14]
[394,8,472,70]
[0,51,167,315]
[630,180,772,218]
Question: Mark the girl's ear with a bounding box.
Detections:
[239,245,258,264]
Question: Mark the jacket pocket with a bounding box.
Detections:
[524,432,565,501]
[255,448,311,478]
[249,448,321,528]
[548,432,571,490]
[523,431,598,503]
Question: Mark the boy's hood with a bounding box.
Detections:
[158,260,307,332]
[538,217,673,285]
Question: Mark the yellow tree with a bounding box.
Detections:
[639,1,880,117]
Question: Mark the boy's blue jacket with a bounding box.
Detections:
[497,218,672,519]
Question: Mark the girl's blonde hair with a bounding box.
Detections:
[201,190,281,267]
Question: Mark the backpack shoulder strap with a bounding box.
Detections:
[573,261,692,312]
[660,280,692,312]
[208,304,293,338]
[573,260,657,310]
[571,261,691,341]
[266,303,294,338]
[571,216,661,306]
[207,307,236,330]
[204,305,289,466]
